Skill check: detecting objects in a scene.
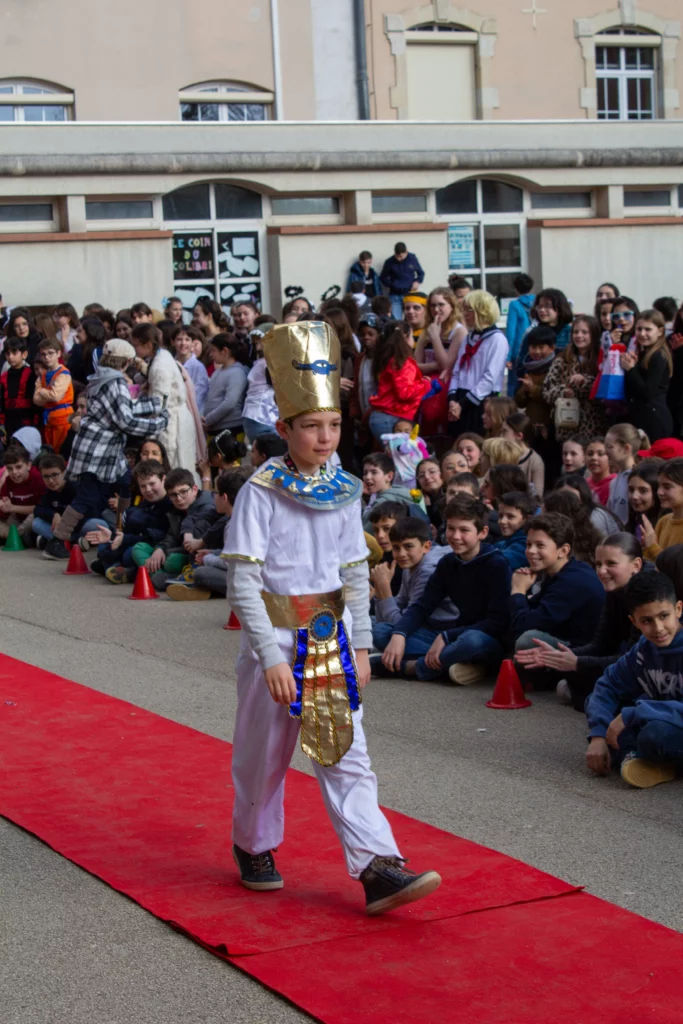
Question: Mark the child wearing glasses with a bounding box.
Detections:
[32,453,108,554]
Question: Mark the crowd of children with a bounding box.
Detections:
[4,275,683,794]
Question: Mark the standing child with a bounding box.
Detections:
[505,273,535,396]
[562,435,588,476]
[448,291,508,438]
[33,338,74,453]
[0,339,37,440]
[605,423,643,524]
[501,411,545,498]
[621,309,673,442]
[368,321,432,440]
[223,320,441,912]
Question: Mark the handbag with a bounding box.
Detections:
[554,396,581,430]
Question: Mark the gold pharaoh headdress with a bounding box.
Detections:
[262,321,341,422]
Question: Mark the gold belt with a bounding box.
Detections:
[260,587,357,768]
[261,588,345,629]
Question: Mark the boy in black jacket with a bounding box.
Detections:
[381,494,511,684]
[0,339,37,439]
[32,454,78,552]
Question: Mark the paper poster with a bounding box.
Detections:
[172,233,214,280]
[447,224,477,270]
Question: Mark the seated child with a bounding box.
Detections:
[200,429,248,489]
[33,338,74,453]
[440,450,469,482]
[250,433,288,468]
[87,459,173,582]
[0,339,37,439]
[585,572,683,789]
[437,472,480,543]
[32,454,96,555]
[139,468,215,591]
[0,444,46,544]
[166,466,252,600]
[495,490,535,570]
[512,512,606,688]
[367,500,411,597]
[371,517,456,660]
[362,452,427,527]
[380,494,511,685]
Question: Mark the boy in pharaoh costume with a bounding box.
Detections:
[224,321,441,914]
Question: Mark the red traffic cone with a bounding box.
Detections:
[224,609,241,630]
[63,544,90,575]
[129,566,158,600]
[486,659,532,710]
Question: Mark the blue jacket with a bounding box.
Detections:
[120,496,173,549]
[494,529,528,571]
[34,481,79,523]
[346,261,382,297]
[379,253,424,296]
[392,542,511,642]
[586,630,683,738]
[509,557,605,645]
[505,294,535,364]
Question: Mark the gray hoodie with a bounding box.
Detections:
[374,544,459,630]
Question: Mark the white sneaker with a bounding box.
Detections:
[448,662,487,686]
[556,679,572,704]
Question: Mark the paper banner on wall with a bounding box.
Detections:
[220,281,261,310]
[217,232,260,279]
[447,224,477,270]
[172,233,215,280]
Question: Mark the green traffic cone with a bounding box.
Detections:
[3,523,25,551]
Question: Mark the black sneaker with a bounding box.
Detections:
[360,856,441,916]
[36,536,47,551]
[43,538,70,561]
[232,843,284,891]
[90,559,106,577]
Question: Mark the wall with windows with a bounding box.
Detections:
[0,0,316,120]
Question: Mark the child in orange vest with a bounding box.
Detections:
[34,338,74,453]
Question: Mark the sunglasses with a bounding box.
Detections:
[611,312,634,321]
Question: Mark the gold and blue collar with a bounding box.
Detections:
[251,457,361,511]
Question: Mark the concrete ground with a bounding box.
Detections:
[1,549,682,1024]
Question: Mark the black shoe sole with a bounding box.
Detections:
[232,848,284,891]
[366,870,442,916]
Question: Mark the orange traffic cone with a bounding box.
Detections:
[224,609,241,630]
[129,566,158,600]
[63,544,90,575]
[486,659,532,710]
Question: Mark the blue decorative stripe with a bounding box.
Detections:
[337,620,361,711]
[288,619,360,718]
[289,627,308,718]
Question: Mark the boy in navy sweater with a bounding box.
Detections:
[586,572,683,789]
[513,512,605,689]
[381,494,511,685]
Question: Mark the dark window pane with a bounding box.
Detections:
[604,46,621,68]
[530,191,592,209]
[0,106,15,121]
[163,184,211,220]
[624,190,670,207]
[481,180,523,214]
[486,272,518,307]
[0,203,53,221]
[42,105,66,121]
[598,77,620,119]
[215,184,262,219]
[679,184,683,207]
[639,47,654,69]
[435,179,477,215]
[199,103,219,121]
[625,48,638,68]
[483,224,521,267]
[181,103,199,122]
[228,103,246,121]
[86,200,154,220]
[372,194,428,213]
[245,103,266,121]
[271,197,339,215]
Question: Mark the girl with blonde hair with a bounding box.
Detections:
[447,290,508,438]
[415,287,467,440]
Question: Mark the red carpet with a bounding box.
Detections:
[1,653,682,1023]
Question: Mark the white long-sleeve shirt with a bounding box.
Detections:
[448,327,508,405]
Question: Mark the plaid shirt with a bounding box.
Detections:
[67,374,169,482]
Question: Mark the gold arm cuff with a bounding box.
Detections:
[261,588,345,628]
[220,553,265,565]
[340,558,368,568]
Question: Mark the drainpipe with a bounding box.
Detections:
[353,0,370,120]
[270,0,284,120]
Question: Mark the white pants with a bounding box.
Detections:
[231,643,401,878]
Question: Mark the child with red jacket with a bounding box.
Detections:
[0,338,37,439]
[368,321,432,440]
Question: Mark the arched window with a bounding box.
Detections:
[0,79,73,122]
[179,81,273,122]
[435,178,525,307]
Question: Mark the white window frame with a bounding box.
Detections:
[0,199,58,233]
[435,179,527,308]
[0,79,73,122]
[179,81,274,122]
[84,196,158,231]
[595,40,658,120]
[622,186,675,217]
[164,183,267,316]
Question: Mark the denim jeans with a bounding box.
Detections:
[373,621,439,656]
[368,410,401,441]
[416,629,504,682]
[514,630,564,692]
[243,417,278,443]
[390,295,405,320]
[617,720,683,770]
[33,516,109,543]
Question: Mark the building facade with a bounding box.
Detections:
[0,0,681,316]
